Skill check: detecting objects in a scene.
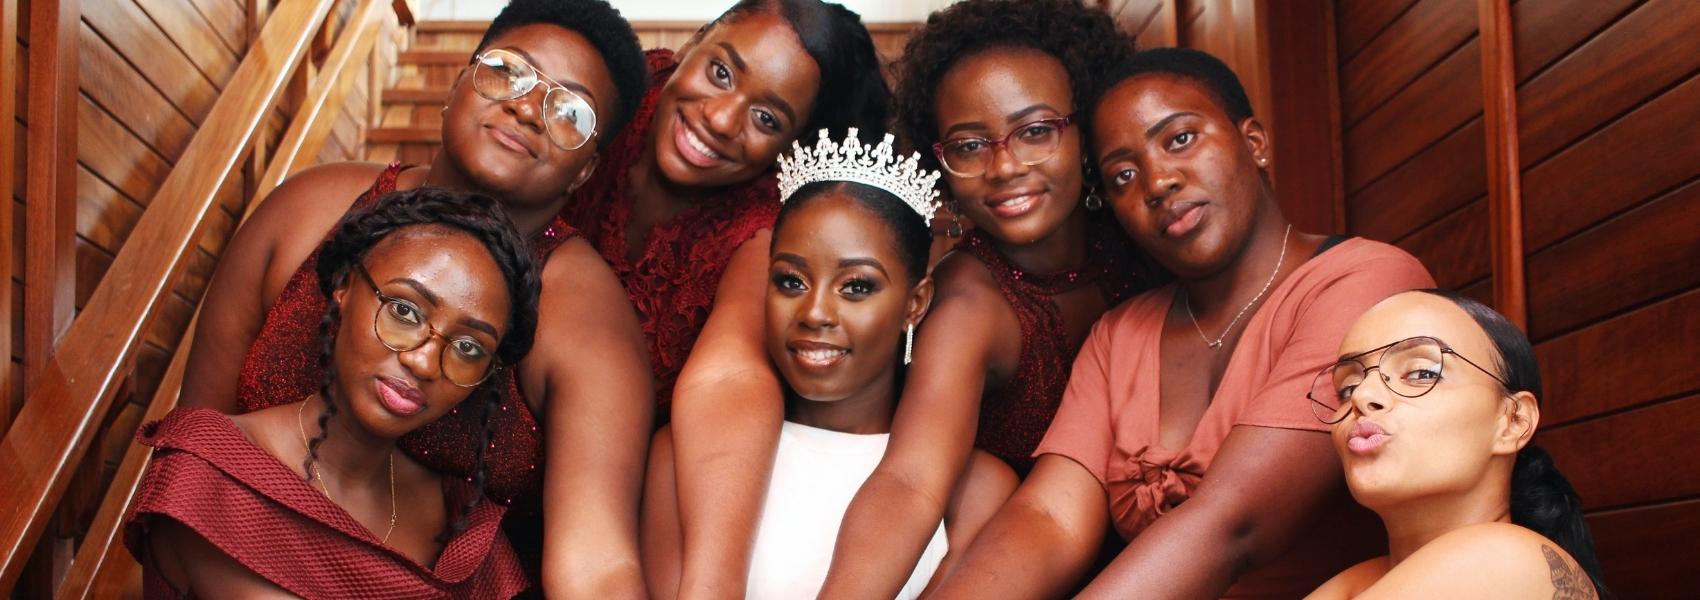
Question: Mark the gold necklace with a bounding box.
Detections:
[1183,224,1292,350]
[297,399,398,544]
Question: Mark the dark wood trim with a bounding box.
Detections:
[23,0,78,395]
[1,0,17,432]
[1478,0,1526,329]
[257,0,386,203]
[0,0,335,589]
[1262,0,1345,235]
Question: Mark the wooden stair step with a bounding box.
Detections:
[368,127,441,143]
[384,87,449,104]
[398,50,469,65]
[416,20,490,33]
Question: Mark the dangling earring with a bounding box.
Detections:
[946,200,964,238]
[904,323,915,365]
[441,104,448,116]
[1084,189,1103,211]
[1082,158,1104,210]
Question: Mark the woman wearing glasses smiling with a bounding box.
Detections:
[127,189,539,599]
[1306,290,1608,599]
[178,0,657,595]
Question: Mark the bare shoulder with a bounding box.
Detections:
[1364,523,1597,600]
[1304,557,1388,599]
[539,237,628,303]
[930,251,1002,303]
[243,161,396,279]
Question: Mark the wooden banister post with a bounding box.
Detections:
[1478,0,1526,329]
[1,0,18,433]
[0,0,335,591]
[23,0,78,397]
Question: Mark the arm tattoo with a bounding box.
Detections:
[1543,545,1596,600]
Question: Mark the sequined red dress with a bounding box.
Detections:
[125,408,528,599]
[956,215,1161,474]
[564,50,781,417]
[234,162,578,508]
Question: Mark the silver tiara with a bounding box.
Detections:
[777,128,942,221]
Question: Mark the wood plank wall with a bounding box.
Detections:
[1337,0,1699,594]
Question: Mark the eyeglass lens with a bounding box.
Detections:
[373,297,495,387]
[472,49,596,150]
[938,120,1067,177]
[1309,336,1447,424]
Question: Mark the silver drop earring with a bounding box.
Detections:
[904,323,915,365]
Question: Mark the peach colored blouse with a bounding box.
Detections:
[1036,237,1433,596]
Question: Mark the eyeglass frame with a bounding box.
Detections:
[1307,335,1510,425]
[352,263,500,387]
[930,114,1078,178]
[469,49,598,151]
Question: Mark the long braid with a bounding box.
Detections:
[442,384,502,539]
[304,300,342,484]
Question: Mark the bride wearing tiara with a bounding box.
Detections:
[639,131,1017,599]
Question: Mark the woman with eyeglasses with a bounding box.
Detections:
[179,0,657,595]
[1305,290,1608,599]
[127,189,538,599]
[781,1,1173,595]
[560,0,891,594]
[926,48,1433,598]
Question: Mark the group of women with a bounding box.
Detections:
[120,0,1610,598]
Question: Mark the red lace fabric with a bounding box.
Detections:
[956,214,1161,474]
[564,49,781,416]
[125,408,528,599]
[234,163,579,507]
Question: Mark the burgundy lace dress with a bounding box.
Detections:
[565,49,781,417]
[957,214,1161,474]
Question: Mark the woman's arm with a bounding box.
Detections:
[928,454,1111,599]
[925,451,1018,594]
[1075,425,1342,598]
[670,232,785,600]
[816,259,1010,599]
[533,241,655,599]
[179,163,383,412]
[640,426,683,600]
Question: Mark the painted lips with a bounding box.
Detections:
[1347,419,1391,454]
[375,376,426,417]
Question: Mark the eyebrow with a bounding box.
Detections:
[507,46,597,102]
[716,41,798,125]
[943,104,1063,138]
[773,252,810,271]
[839,257,889,279]
[388,277,501,338]
[1145,111,1200,140]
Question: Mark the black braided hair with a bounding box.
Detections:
[1415,289,1610,599]
[305,187,543,536]
[700,0,891,145]
[893,0,1135,172]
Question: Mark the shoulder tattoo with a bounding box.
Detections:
[1543,545,1597,600]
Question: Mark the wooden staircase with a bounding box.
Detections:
[365,21,490,165]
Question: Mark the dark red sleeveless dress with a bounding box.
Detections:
[564,49,781,417]
[957,214,1162,474]
[235,163,579,508]
[126,408,528,599]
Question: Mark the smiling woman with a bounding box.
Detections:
[174,0,659,595]
[125,189,540,599]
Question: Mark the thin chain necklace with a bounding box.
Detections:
[297,398,398,544]
[1183,224,1292,350]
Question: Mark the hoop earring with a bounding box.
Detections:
[904,323,915,365]
[946,200,964,238]
[1084,190,1103,211]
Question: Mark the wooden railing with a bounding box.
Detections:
[43,2,411,595]
[0,0,341,591]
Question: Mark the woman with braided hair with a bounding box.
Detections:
[126,188,541,599]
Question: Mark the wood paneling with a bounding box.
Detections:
[1263,0,1344,234]
[1339,0,1473,127]
[1535,287,1700,427]
[1540,393,1700,511]
[1344,117,1483,242]
[1392,198,1489,290]
[24,0,78,393]
[1343,36,1478,194]
[134,0,238,84]
[1335,0,1418,62]
[81,0,220,121]
[1587,499,1700,598]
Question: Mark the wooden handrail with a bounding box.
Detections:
[0,0,335,591]
[256,0,389,203]
[51,0,404,596]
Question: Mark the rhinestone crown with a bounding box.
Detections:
[777,128,942,221]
